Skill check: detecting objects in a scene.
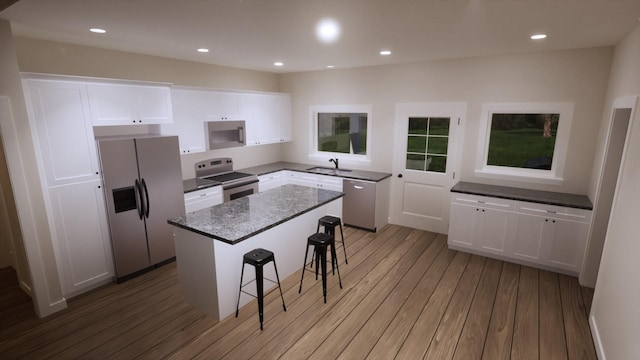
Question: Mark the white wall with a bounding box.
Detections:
[280,47,612,194]
[589,25,640,360]
[0,20,65,317]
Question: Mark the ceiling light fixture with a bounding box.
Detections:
[274,62,284,67]
[89,28,106,34]
[315,18,341,43]
[380,50,392,56]
[327,65,335,68]
[531,34,547,40]
[197,48,209,53]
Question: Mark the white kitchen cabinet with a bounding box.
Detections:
[162,89,207,154]
[24,79,101,187]
[448,194,513,256]
[47,180,113,297]
[286,171,343,191]
[184,186,223,213]
[23,77,115,297]
[258,171,286,193]
[245,93,292,145]
[513,202,591,273]
[87,82,172,125]
[202,91,244,121]
[448,192,592,275]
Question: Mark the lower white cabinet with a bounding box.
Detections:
[258,171,286,193]
[47,180,114,297]
[286,171,343,191]
[184,186,223,213]
[449,193,591,275]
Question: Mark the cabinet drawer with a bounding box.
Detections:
[184,186,223,212]
[450,193,513,211]
[515,202,592,223]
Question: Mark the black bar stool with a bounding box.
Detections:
[299,232,342,303]
[235,248,286,330]
[311,215,347,268]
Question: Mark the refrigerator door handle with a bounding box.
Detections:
[134,179,144,220]
[142,178,150,218]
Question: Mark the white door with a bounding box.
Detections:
[390,103,465,234]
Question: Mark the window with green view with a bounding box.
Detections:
[317,112,368,155]
[406,117,450,173]
[487,113,559,170]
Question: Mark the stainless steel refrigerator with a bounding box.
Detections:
[97,135,185,282]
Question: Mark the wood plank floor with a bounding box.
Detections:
[0,225,597,359]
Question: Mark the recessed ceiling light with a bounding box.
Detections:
[531,34,547,40]
[380,50,392,56]
[274,62,284,67]
[197,48,209,53]
[315,18,341,43]
[89,28,106,34]
[326,65,335,69]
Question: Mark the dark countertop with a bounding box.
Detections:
[239,161,393,182]
[168,184,344,244]
[451,181,593,210]
[183,178,220,193]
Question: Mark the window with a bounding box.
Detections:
[476,103,574,184]
[311,105,372,162]
[406,117,450,173]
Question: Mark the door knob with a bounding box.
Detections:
[398,174,403,178]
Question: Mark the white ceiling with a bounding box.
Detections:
[1,0,640,73]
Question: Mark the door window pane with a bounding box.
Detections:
[405,117,450,173]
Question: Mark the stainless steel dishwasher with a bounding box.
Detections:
[343,179,376,231]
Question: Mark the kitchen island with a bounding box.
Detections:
[168,184,344,321]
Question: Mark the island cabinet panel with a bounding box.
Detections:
[449,192,592,276]
[87,82,173,125]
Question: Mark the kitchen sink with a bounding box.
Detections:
[306,166,353,175]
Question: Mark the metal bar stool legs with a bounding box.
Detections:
[299,233,342,303]
[236,248,286,330]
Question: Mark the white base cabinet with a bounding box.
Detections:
[449,193,591,276]
[258,171,286,193]
[184,186,223,213]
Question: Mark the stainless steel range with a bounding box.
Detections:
[195,158,259,202]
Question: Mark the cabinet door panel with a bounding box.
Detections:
[478,208,510,254]
[448,203,477,248]
[547,220,588,270]
[27,80,100,186]
[512,214,546,261]
[48,180,113,296]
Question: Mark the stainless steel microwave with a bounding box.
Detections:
[205,120,246,150]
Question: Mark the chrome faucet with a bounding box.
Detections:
[329,158,339,169]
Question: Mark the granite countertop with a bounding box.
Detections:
[168,184,344,244]
[240,161,392,182]
[451,181,593,210]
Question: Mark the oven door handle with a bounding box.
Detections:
[222,178,259,191]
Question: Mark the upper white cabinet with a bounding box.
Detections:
[87,83,172,125]
[449,192,592,276]
[245,93,292,146]
[162,89,207,154]
[24,79,101,187]
[161,88,292,152]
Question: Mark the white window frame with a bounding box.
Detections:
[475,102,574,185]
[309,104,373,165]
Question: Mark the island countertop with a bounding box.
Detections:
[168,184,344,244]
